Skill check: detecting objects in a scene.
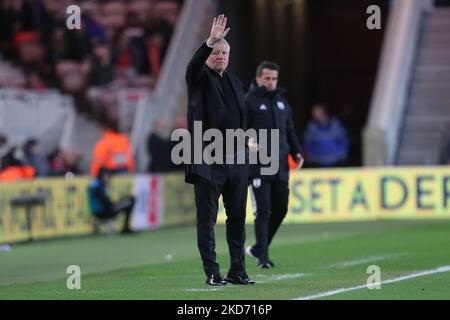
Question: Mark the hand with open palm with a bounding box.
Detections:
[208,14,231,46]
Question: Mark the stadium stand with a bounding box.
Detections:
[0,0,184,175]
[396,8,450,165]
[364,0,450,166]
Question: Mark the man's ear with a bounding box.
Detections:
[255,76,261,86]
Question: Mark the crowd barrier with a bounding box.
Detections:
[1,167,449,243]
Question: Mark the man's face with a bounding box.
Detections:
[312,105,328,123]
[206,42,230,74]
[256,69,278,92]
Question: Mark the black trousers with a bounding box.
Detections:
[249,178,289,263]
[96,196,135,232]
[194,164,249,277]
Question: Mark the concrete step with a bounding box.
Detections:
[426,17,450,33]
[422,34,450,46]
[397,148,441,157]
[398,141,443,151]
[396,9,450,166]
[399,131,443,140]
[415,67,450,82]
[403,115,450,124]
[430,8,450,18]
[408,108,450,117]
[419,51,450,64]
[403,120,450,132]
[397,157,441,165]
[410,84,450,100]
[408,99,450,110]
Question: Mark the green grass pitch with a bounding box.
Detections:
[1,220,450,300]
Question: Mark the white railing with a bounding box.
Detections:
[0,88,76,154]
[364,0,434,166]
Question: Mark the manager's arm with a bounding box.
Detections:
[186,43,213,85]
[186,15,230,85]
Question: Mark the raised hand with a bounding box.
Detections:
[208,14,230,45]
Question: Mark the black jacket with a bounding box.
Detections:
[185,42,247,184]
[245,83,302,181]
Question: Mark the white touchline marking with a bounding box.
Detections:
[294,265,450,300]
[254,273,307,284]
[184,288,223,292]
[322,252,409,270]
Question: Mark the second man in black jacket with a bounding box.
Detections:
[245,62,304,269]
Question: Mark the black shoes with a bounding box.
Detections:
[246,246,275,268]
[205,273,255,286]
[205,274,227,286]
[224,272,256,285]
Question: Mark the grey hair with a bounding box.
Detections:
[215,38,230,50]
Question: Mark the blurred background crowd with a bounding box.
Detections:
[1,0,449,182]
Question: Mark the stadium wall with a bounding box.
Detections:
[1,167,449,243]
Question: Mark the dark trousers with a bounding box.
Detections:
[249,178,289,263]
[194,164,249,277]
[96,196,135,232]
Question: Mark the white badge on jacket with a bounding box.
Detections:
[259,104,267,111]
[252,178,261,189]
[277,101,285,110]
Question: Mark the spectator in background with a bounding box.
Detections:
[0,147,35,182]
[113,27,149,78]
[0,0,23,60]
[24,70,47,90]
[0,134,9,167]
[91,118,135,177]
[89,42,115,87]
[145,30,165,79]
[61,20,92,62]
[145,1,176,60]
[147,118,171,173]
[147,117,186,173]
[0,0,184,160]
[49,25,68,62]
[22,138,50,177]
[304,103,349,168]
[14,31,46,67]
[48,148,81,176]
[56,60,89,94]
[88,167,135,234]
[81,1,107,45]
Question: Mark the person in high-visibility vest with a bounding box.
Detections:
[91,120,135,177]
[0,146,36,182]
[0,165,35,182]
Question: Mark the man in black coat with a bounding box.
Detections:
[245,61,304,269]
[185,15,254,286]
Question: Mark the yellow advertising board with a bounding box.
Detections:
[218,166,450,224]
[162,174,196,227]
[0,176,134,243]
[2,167,449,243]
